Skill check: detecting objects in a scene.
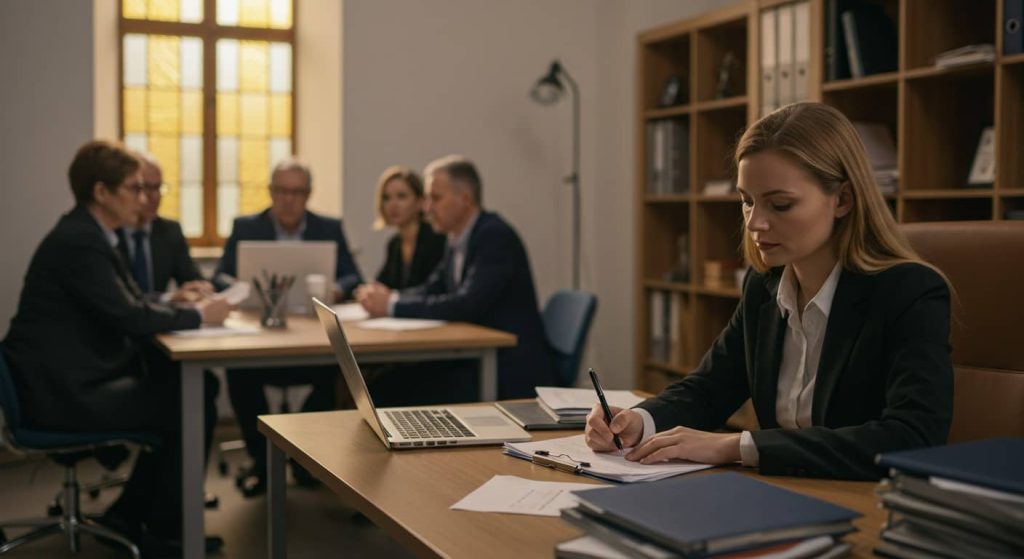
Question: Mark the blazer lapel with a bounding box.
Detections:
[812,270,872,425]
[753,273,786,429]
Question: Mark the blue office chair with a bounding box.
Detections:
[0,348,157,558]
[542,290,598,387]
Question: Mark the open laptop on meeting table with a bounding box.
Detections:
[313,299,531,448]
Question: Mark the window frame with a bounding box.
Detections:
[118,0,297,247]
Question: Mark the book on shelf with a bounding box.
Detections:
[1007,0,1023,55]
[646,120,689,195]
[967,126,995,187]
[647,290,684,365]
[852,121,898,194]
[934,44,996,70]
[702,179,733,196]
[840,2,897,78]
[824,0,854,81]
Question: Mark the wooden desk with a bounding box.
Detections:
[259,410,885,559]
[156,312,516,559]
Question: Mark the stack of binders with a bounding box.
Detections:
[874,438,1024,558]
[557,472,860,559]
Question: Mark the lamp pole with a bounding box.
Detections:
[561,66,581,290]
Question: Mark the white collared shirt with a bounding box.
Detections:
[448,210,480,287]
[635,262,844,467]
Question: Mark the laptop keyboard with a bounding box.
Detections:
[384,409,475,440]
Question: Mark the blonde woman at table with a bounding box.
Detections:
[586,103,953,480]
[372,165,447,290]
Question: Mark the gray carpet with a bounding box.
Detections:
[0,424,416,558]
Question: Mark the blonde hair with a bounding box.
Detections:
[735,103,935,278]
[373,165,424,230]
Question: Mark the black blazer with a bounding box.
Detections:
[117,216,203,294]
[636,263,954,480]
[214,209,363,296]
[394,211,555,399]
[376,221,447,289]
[2,206,201,431]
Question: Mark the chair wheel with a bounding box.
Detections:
[48,503,63,517]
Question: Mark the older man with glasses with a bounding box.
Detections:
[117,153,212,303]
[213,157,363,497]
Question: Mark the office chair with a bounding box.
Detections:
[542,289,598,387]
[902,221,1024,441]
[0,348,157,558]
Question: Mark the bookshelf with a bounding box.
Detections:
[634,0,1023,420]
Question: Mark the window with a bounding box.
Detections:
[120,0,295,245]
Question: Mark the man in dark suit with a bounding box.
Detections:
[357,155,555,400]
[117,154,211,303]
[214,158,363,496]
[1,140,230,553]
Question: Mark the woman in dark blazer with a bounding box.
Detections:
[373,165,446,289]
[586,103,954,480]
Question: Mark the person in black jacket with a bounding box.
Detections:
[373,165,446,290]
[117,153,212,303]
[357,155,555,400]
[1,140,230,551]
[214,158,363,497]
[585,103,953,481]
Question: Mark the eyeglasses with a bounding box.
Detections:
[270,186,311,198]
[142,182,168,195]
[119,182,147,197]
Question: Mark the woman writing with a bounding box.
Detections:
[373,165,446,289]
[586,103,953,480]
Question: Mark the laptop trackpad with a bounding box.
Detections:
[464,415,511,428]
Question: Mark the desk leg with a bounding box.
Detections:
[480,349,498,401]
[180,363,205,559]
[268,442,287,559]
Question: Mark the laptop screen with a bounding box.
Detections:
[313,298,391,444]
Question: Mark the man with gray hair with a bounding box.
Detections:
[357,155,555,400]
[214,157,362,496]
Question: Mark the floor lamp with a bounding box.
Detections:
[530,60,581,290]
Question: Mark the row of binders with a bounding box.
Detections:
[760,1,811,117]
[646,120,689,195]
[556,472,859,559]
[874,437,1024,559]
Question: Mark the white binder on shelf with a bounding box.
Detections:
[794,1,810,102]
[776,4,795,107]
[760,7,778,117]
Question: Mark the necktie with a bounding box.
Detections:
[131,230,150,292]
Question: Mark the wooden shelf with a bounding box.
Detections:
[901,189,995,199]
[694,96,748,112]
[644,193,691,203]
[822,72,899,92]
[999,189,1024,196]
[644,105,691,120]
[1003,53,1024,67]
[644,361,690,377]
[903,63,994,81]
[694,284,741,298]
[694,192,740,202]
[643,280,691,292]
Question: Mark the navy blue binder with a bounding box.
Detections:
[1007,0,1023,55]
[876,437,1024,495]
[570,472,860,557]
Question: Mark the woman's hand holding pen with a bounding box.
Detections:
[626,427,741,465]
[584,405,643,452]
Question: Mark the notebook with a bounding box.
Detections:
[313,299,530,448]
[875,438,1024,495]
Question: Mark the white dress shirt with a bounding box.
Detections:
[635,262,843,467]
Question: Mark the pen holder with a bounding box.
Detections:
[260,287,289,329]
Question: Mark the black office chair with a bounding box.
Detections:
[542,289,598,387]
[0,348,157,557]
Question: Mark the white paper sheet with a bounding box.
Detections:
[535,387,645,413]
[504,434,712,483]
[353,318,446,331]
[332,302,370,322]
[450,475,602,517]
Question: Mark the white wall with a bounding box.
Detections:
[0,0,95,337]
[342,0,733,388]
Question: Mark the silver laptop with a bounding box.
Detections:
[313,299,531,448]
[237,241,335,314]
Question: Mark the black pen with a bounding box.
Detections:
[589,368,623,452]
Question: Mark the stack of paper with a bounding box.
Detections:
[536,387,645,425]
[560,473,859,559]
[503,434,711,484]
[874,438,1024,558]
[934,44,995,70]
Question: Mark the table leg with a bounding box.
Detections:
[268,441,287,558]
[480,349,498,401]
[180,363,205,559]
